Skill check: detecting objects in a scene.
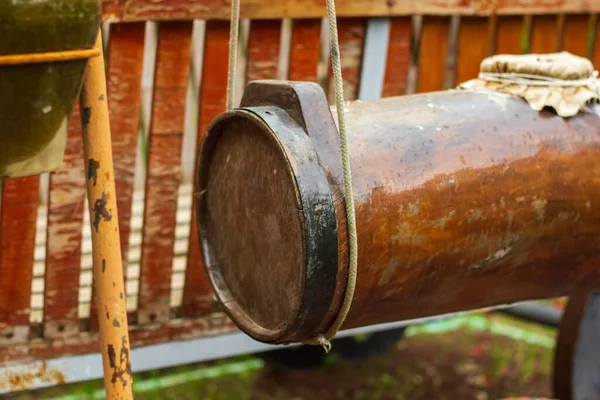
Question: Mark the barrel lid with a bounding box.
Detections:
[196,107,338,344]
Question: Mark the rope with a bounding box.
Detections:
[226,0,241,111]
[303,0,358,353]
[478,71,600,88]
[224,0,358,353]
[0,48,101,66]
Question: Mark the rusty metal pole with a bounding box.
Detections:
[80,31,135,398]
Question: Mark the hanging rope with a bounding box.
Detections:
[226,0,241,111]
[225,0,358,353]
[303,0,358,352]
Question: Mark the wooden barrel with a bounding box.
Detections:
[196,80,600,344]
[0,0,101,178]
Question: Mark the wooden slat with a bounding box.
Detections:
[89,22,146,330]
[456,17,491,85]
[530,15,559,53]
[102,0,600,22]
[0,176,39,341]
[562,14,591,57]
[246,20,282,82]
[182,21,231,318]
[382,17,412,97]
[3,314,237,366]
[107,23,146,274]
[43,107,86,339]
[495,16,525,54]
[417,16,450,93]
[327,18,367,102]
[288,19,322,82]
[138,22,193,325]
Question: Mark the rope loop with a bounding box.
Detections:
[225,0,359,351]
[302,0,359,349]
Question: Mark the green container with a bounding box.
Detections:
[0,0,102,178]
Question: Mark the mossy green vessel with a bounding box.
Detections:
[0,0,102,178]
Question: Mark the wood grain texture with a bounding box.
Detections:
[0,176,39,335]
[456,17,491,85]
[288,19,322,82]
[102,0,600,22]
[327,18,366,102]
[382,17,412,97]
[138,21,193,325]
[182,21,230,318]
[530,15,559,54]
[246,20,282,82]
[495,15,525,54]
[562,14,591,57]
[417,16,450,93]
[89,22,145,330]
[43,106,86,339]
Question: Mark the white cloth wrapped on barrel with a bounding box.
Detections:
[458,52,600,117]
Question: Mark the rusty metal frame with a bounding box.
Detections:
[80,31,135,399]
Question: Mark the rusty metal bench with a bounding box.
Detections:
[1,0,599,396]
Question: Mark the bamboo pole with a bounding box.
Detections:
[80,31,135,398]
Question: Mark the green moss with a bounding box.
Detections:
[0,0,101,177]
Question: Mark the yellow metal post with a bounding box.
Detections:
[80,31,135,399]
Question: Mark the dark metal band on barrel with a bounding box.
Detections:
[246,107,339,342]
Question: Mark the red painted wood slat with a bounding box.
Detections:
[0,176,39,343]
[182,21,231,318]
[138,21,193,324]
[456,17,491,85]
[288,19,322,82]
[43,106,86,339]
[382,17,412,98]
[530,15,559,54]
[562,14,592,57]
[328,18,367,102]
[246,20,282,82]
[89,22,146,330]
[417,16,451,93]
[495,16,525,55]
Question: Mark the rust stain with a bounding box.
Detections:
[0,362,67,391]
[92,192,113,233]
[88,158,100,186]
[81,107,92,128]
[108,336,133,388]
